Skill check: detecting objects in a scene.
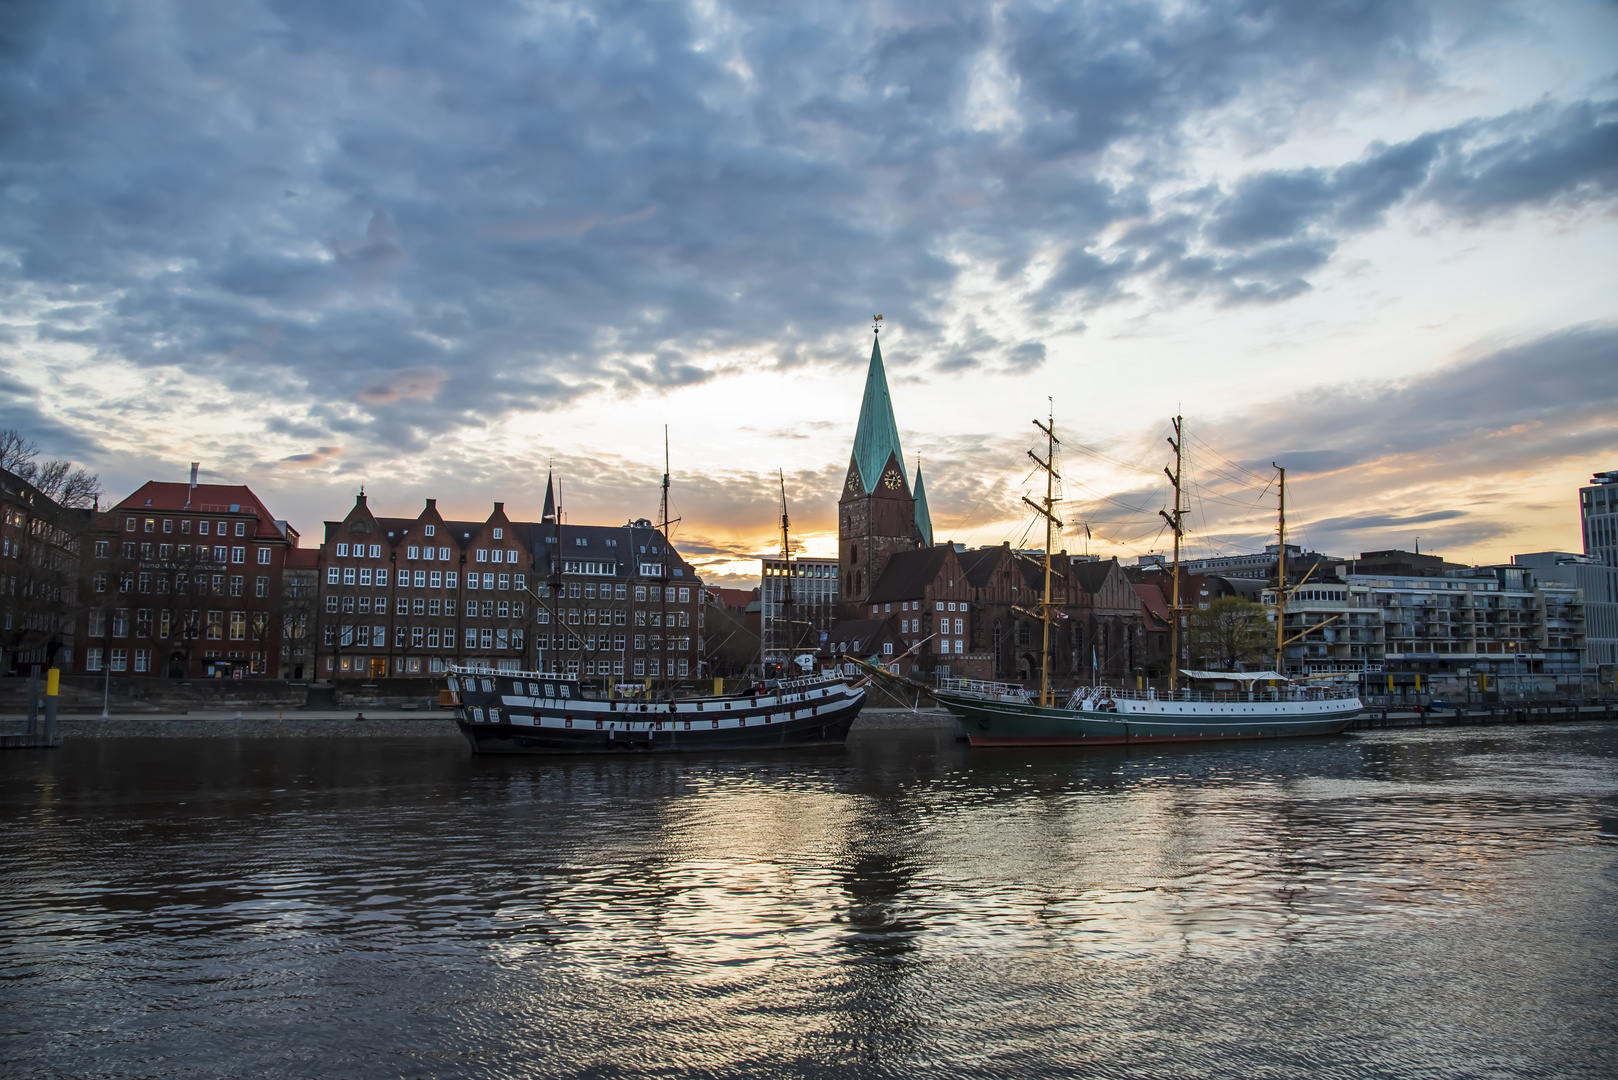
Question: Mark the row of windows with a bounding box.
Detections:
[96,572,270,597]
[874,599,967,616]
[125,517,249,537]
[533,634,692,652]
[330,625,528,651]
[324,567,529,590]
[536,608,690,627]
[535,583,692,603]
[324,595,529,620]
[900,617,965,635]
[88,608,257,640]
[98,541,273,565]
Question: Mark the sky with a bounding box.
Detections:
[2,0,1615,584]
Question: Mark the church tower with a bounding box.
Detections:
[839,328,928,610]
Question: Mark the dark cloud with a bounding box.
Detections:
[0,0,1608,459]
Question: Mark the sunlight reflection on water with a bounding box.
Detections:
[2,723,1615,1078]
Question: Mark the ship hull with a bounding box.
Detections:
[451,672,864,755]
[937,691,1360,747]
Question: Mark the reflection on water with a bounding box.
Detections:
[3,725,1616,1078]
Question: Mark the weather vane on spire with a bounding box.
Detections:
[873,314,883,334]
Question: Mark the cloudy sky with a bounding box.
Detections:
[2,0,1615,582]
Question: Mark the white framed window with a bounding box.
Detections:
[336,543,348,557]
[86,647,104,671]
[125,517,136,532]
[360,569,372,586]
[327,567,339,584]
[424,524,435,537]
[134,649,150,673]
[476,549,487,563]
[369,545,380,558]
[498,574,510,591]
[429,571,441,588]
[257,547,271,565]
[414,570,426,587]
[198,521,209,536]
[427,628,440,648]
[678,588,690,603]
[376,569,389,586]
[111,648,127,672]
[439,547,449,560]
[343,567,355,585]
[465,627,478,649]
[883,642,893,655]
[482,573,494,589]
[467,573,480,591]
[408,546,420,559]
[255,576,268,598]
[446,572,457,588]
[493,527,503,539]
[678,659,689,677]
[422,546,435,561]
[634,658,645,676]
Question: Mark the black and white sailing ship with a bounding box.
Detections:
[446,432,866,754]
[449,668,863,754]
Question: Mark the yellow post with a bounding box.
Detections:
[46,668,60,696]
[714,676,723,696]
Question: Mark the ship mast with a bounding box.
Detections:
[778,470,794,677]
[1160,416,1184,693]
[1025,405,1062,708]
[659,427,671,699]
[1273,463,1286,674]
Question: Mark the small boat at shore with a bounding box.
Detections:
[447,668,864,754]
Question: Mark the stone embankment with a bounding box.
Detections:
[0,706,954,739]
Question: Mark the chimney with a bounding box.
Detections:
[185,462,198,509]
[493,502,504,514]
[425,499,437,511]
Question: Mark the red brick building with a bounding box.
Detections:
[76,481,301,678]
[314,487,704,689]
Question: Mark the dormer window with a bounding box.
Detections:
[493,527,503,539]
[424,524,435,537]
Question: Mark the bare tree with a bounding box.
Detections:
[1187,597,1271,671]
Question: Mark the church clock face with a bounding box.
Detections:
[845,466,863,495]
[881,467,903,491]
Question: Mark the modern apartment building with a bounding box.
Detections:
[1512,551,1618,670]
[759,556,839,675]
[1580,469,1618,568]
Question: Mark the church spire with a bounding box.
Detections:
[541,470,557,524]
[851,331,906,492]
[913,461,933,547]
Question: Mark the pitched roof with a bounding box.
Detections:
[821,617,897,656]
[850,334,906,491]
[1133,582,1170,626]
[1068,558,1120,594]
[913,465,933,546]
[957,545,1007,587]
[110,482,285,539]
[867,545,952,603]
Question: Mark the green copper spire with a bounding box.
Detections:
[851,332,906,492]
[913,463,933,546]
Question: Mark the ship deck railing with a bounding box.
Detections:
[938,678,1359,705]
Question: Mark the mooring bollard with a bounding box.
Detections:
[44,667,59,746]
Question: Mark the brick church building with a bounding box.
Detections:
[828,329,1146,687]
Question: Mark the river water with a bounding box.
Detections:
[2,722,1615,1079]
